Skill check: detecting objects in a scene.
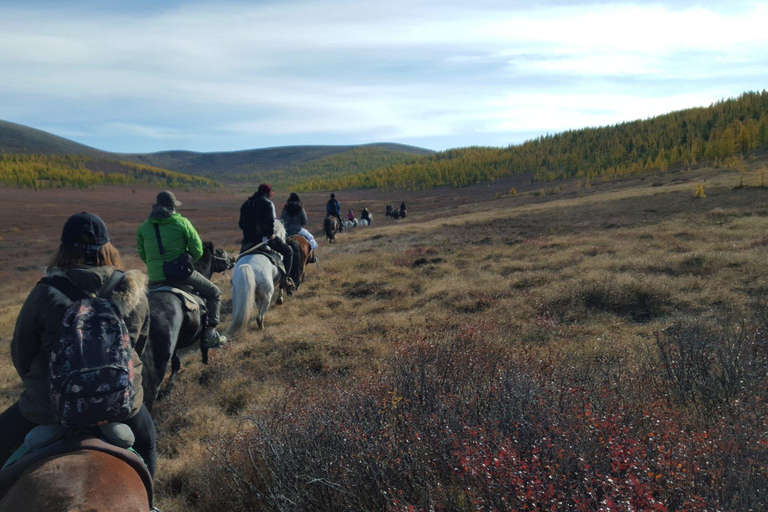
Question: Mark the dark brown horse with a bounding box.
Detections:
[287,234,314,287]
[324,215,339,243]
[0,450,149,511]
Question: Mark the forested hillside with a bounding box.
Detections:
[133,143,432,181]
[298,90,768,191]
[0,154,218,189]
[230,145,429,189]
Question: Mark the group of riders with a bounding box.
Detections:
[325,192,372,229]
[386,202,408,219]
[0,184,332,506]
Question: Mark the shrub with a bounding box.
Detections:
[654,308,768,414]
[198,323,768,511]
[545,276,671,323]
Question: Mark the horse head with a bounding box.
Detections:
[196,241,235,279]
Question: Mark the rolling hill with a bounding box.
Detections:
[0,119,434,188]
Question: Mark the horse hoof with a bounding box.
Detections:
[276,296,284,305]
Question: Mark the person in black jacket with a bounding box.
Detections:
[239,183,296,294]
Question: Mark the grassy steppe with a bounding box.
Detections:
[2,165,768,510]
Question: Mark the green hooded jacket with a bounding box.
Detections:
[136,207,204,283]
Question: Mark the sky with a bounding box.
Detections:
[0,0,766,154]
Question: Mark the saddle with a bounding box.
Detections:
[247,245,289,279]
[0,424,154,508]
[148,285,205,313]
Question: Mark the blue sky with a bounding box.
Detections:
[0,0,766,153]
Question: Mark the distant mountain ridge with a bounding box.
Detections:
[0,120,111,157]
[0,120,434,184]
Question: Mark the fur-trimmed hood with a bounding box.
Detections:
[45,266,148,315]
[14,265,150,424]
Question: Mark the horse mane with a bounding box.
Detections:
[274,219,287,242]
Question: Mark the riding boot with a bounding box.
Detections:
[281,273,296,296]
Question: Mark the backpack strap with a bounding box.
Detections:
[153,224,166,256]
[39,276,88,302]
[99,270,126,299]
[40,270,126,302]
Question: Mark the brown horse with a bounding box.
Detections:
[0,449,150,511]
[287,234,314,287]
[324,215,339,243]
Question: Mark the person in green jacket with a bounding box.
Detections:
[136,190,226,348]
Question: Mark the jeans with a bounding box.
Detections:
[176,270,222,327]
[0,402,37,467]
[0,402,157,477]
[268,237,294,276]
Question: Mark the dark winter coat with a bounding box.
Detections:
[11,266,149,424]
[240,193,277,249]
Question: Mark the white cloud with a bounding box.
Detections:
[0,0,766,151]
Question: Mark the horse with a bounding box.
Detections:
[143,241,234,401]
[399,208,407,219]
[0,450,150,511]
[226,221,289,335]
[324,215,340,243]
[342,219,358,229]
[287,234,314,287]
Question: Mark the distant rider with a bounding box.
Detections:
[239,183,297,294]
[137,190,227,349]
[361,207,372,225]
[326,193,343,231]
[280,192,319,259]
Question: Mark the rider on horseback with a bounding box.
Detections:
[361,207,372,225]
[280,192,319,262]
[326,193,343,231]
[137,191,227,349]
[0,212,157,477]
[239,184,297,295]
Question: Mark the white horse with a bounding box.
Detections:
[343,219,358,229]
[359,218,371,226]
[226,221,287,335]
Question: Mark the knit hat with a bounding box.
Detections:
[258,183,273,196]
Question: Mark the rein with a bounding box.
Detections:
[235,240,269,261]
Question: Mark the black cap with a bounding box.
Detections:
[157,190,181,208]
[61,212,110,250]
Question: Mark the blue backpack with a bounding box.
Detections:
[41,271,136,428]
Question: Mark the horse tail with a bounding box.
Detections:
[226,263,256,337]
[324,216,335,241]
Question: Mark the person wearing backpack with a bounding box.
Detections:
[136,190,227,348]
[0,212,157,476]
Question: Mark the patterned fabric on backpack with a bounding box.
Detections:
[44,272,135,428]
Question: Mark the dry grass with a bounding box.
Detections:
[2,162,768,509]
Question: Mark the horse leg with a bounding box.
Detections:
[276,287,284,305]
